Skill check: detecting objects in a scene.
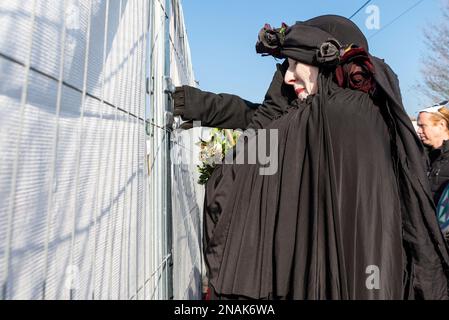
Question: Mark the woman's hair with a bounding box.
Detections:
[428,107,449,132]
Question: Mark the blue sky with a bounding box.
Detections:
[182,0,447,116]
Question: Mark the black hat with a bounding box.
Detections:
[256,15,372,67]
[256,22,341,67]
[302,15,369,52]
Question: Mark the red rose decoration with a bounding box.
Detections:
[335,46,376,94]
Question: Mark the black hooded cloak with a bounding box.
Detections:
[175,15,449,299]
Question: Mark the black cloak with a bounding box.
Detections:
[175,15,449,299]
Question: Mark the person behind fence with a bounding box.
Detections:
[174,15,449,300]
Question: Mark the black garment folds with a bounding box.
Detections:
[179,71,449,300]
[176,16,449,299]
[210,86,405,299]
[201,82,449,300]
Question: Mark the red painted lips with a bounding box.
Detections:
[295,88,305,95]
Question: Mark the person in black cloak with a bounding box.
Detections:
[174,15,449,299]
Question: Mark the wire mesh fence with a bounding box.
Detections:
[148,0,204,300]
[0,0,202,300]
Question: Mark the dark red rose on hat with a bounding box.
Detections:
[335,46,376,94]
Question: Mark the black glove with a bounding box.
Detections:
[172,86,195,129]
[173,86,185,117]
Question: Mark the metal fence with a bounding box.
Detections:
[0,0,202,300]
[149,0,204,300]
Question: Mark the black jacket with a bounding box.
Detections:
[428,140,449,205]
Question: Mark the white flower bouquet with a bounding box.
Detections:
[196,129,241,185]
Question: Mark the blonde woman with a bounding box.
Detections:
[417,101,449,204]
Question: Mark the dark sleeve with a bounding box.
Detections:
[174,85,260,129]
[173,61,294,130]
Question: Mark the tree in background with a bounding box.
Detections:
[418,1,449,102]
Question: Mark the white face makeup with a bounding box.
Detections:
[284,58,319,100]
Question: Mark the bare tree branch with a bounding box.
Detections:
[419,1,449,102]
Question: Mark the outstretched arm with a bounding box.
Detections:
[174,86,259,129]
[173,60,294,130]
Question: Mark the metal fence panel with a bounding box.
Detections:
[0,0,149,300]
[169,0,204,300]
[0,0,201,300]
